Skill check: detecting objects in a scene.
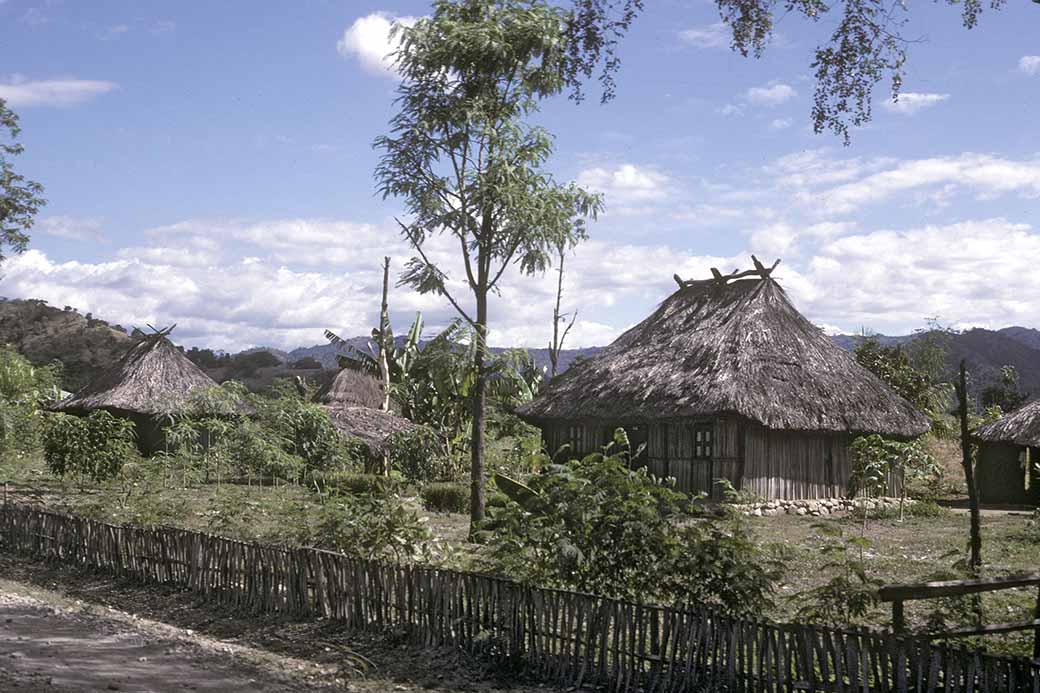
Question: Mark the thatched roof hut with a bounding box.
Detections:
[314,368,386,408]
[972,402,1040,505]
[518,258,929,500]
[53,331,226,454]
[313,368,417,467]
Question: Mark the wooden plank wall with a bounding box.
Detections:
[3,503,1038,693]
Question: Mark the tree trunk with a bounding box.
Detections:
[469,287,488,534]
[549,248,564,378]
[957,359,983,571]
[378,256,392,413]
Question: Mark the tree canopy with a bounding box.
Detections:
[565,0,1023,143]
[0,98,46,263]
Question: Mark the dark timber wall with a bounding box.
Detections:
[976,443,1040,506]
[540,419,894,500]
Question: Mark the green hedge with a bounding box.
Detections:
[420,482,469,514]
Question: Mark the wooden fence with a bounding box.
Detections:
[2,502,1038,692]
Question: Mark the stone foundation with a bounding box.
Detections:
[738,497,914,517]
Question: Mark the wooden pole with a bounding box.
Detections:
[892,600,905,635]
[1034,584,1040,660]
[956,359,982,572]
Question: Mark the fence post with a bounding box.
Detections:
[892,600,905,635]
[1033,585,1040,661]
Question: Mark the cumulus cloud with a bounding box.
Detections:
[576,164,671,206]
[679,23,728,49]
[769,118,792,130]
[1020,56,1040,76]
[336,12,419,78]
[745,83,796,106]
[807,153,1040,214]
[0,76,117,108]
[881,92,950,115]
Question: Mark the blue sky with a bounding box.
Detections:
[2,0,1039,351]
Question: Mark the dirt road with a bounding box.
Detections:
[0,553,563,692]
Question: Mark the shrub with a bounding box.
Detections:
[306,470,399,496]
[481,430,784,612]
[387,425,457,483]
[421,482,469,514]
[0,348,61,456]
[43,410,137,482]
[793,522,881,626]
[909,499,949,518]
[275,493,433,562]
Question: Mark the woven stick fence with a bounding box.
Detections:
[2,503,1038,692]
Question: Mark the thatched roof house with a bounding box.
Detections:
[314,368,418,467]
[518,258,930,500]
[973,402,1040,505]
[53,330,225,454]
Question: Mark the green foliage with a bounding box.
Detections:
[849,434,938,511]
[421,482,470,514]
[276,494,433,563]
[1,97,47,262]
[306,470,399,497]
[794,521,881,627]
[481,431,784,612]
[980,365,1028,413]
[42,410,137,482]
[385,425,457,483]
[0,347,61,456]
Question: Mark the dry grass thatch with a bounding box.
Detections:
[313,368,385,409]
[323,404,417,452]
[53,333,220,416]
[518,276,929,437]
[975,400,1040,447]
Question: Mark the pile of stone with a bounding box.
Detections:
[739,497,914,517]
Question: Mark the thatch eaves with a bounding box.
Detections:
[975,400,1040,447]
[53,333,222,416]
[323,404,418,453]
[518,275,929,438]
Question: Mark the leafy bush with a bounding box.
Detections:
[387,425,457,483]
[909,499,949,518]
[43,411,137,482]
[0,348,61,456]
[305,470,399,496]
[794,522,881,626]
[275,494,433,562]
[481,431,784,612]
[421,482,469,513]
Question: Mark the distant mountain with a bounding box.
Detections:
[997,326,1040,352]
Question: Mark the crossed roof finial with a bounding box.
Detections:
[674,256,781,290]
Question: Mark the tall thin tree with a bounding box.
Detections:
[548,240,577,379]
[375,0,601,532]
[956,359,983,572]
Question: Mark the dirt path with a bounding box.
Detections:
[0,591,332,692]
[0,553,565,693]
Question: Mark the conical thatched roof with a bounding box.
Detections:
[324,405,418,453]
[314,368,385,408]
[53,332,220,416]
[518,273,929,437]
[975,400,1040,447]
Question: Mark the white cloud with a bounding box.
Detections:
[577,164,672,205]
[808,153,1040,214]
[769,118,792,130]
[679,23,728,49]
[336,12,419,78]
[717,103,743,117]
[98,24,130,41]
[0,76,117,108]
[881,92,950,115]
[745,83,796,106]
[1020,56,1040,76]
[36,216,107,242]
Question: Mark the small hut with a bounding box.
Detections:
[517,258,930,500]
[53,328,223,454]
[973,401,1040,506]
[314,368,418,471]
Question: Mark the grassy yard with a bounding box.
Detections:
[3,452,1038,657]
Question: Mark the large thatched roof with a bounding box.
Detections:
[518,269,929,437]
[323,405,417,452]
[975,400,1040,447]
[53,332,220,416]
[314,368,385,408]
